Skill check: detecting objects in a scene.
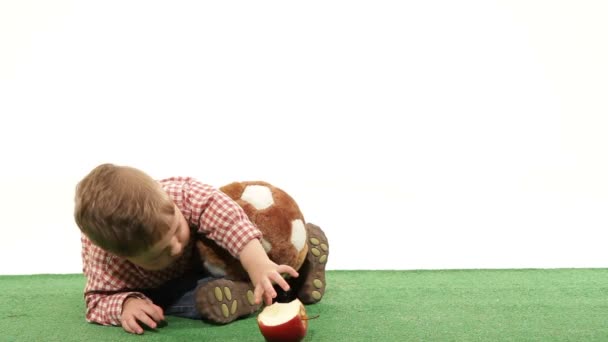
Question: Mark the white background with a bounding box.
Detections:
[1,1,607,274]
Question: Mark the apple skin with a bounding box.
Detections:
[257,300,308,342]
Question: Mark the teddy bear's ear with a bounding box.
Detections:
[219,182,246,200]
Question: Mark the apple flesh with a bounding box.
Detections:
[257,299,308,342]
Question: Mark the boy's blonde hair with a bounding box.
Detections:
[74,163,175,257]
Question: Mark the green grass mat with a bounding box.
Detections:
[2,270,608,341]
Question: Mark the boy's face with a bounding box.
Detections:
[126,205,191,271]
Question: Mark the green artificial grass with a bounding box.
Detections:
[2,270,608,341]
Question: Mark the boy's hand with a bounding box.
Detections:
[121,297,164,334]
[239,239,299,305]
[251,260,299,305]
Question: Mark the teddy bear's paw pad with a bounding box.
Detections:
[309,238,328,264]
[296,223,329,305]
[196,279,261,324]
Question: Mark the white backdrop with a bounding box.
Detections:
[1,1,607,274]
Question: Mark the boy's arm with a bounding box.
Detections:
[84,291,148,326]
[163,178,262,257]
[81,235,152,326]
[162,178,298,305]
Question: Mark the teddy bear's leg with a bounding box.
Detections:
[293,223,329,304]
[195,278,261,324]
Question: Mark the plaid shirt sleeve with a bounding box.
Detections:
[81,235,150,326]
[161,177,262,257]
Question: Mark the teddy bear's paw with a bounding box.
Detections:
[296,223,329,304]
[195,278,261,324]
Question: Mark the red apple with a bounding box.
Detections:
[257,299,308,342]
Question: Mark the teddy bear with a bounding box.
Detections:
[195,181,329,305]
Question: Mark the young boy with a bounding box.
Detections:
[74,163,303,334]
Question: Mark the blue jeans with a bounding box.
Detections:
[142,272,217,320]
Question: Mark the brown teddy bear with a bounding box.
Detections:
[196,181,329,305]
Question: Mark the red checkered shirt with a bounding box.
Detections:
[81,177,262,326]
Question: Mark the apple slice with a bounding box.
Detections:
[257,299,308,342]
